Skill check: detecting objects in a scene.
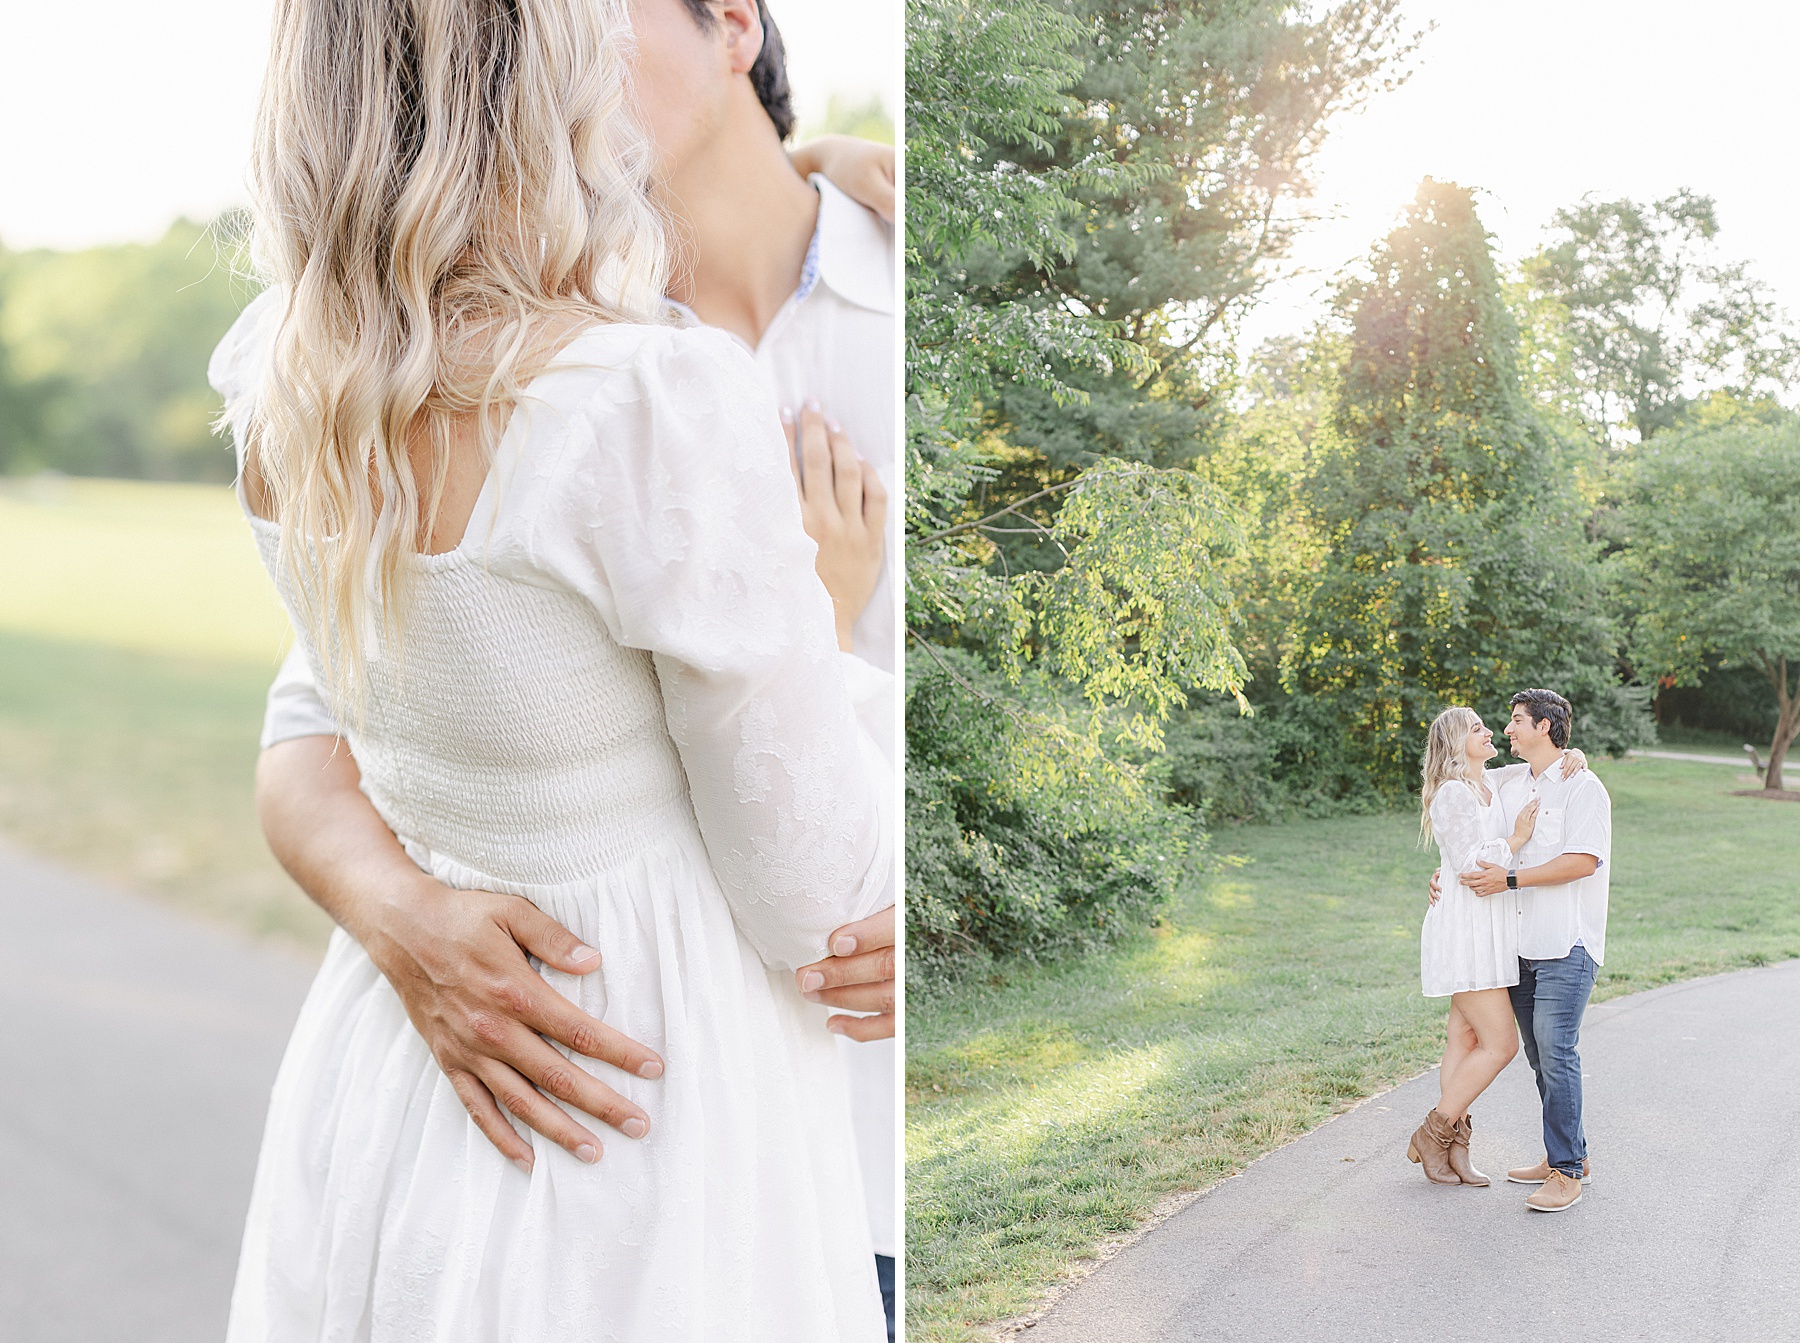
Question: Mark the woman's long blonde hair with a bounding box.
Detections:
[236,0,667,712]
[1419,706,1483,844]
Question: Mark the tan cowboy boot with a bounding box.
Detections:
[1446,1113,1488,1187]
[1506,1156,1591,1185]
[1525,1168,1584,1212]
[1406,1108,1461,1185]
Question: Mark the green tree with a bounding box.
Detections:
[1523,191,1800,443]
[986,0,1415,477]
[0,216,255,481]
[1289,179,1643,792]
[907,0,1266,964]
[1616,422,1800,791]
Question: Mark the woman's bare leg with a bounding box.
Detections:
[1437,988,1519,1123]
[1438,999,1478,1107]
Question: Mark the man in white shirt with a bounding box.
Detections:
[252,0,900,1329]
[1458,688,1612,1213]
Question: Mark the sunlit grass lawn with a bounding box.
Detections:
[905,756,1800,1342]
[0,476,329,947]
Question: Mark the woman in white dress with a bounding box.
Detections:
[1408,706,1537,1187]
[211,2,888,1339]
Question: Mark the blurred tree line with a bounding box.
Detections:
[906,0,1800,974]
[0,215,255,482]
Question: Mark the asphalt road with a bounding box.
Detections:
[1025,959,1800,1343]
[0,842,316,1343]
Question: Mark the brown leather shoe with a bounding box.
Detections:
[1446,1113,1488,1186]
[1506,1156,1591,1185]
[1525,1168,1584,1212]
[1406,1108,1461,1185]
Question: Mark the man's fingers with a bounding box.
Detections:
[531,996,665,1080]
[805,981,895,1014]
[798,946,894,994]
[476,1056,609,1164]
[510,1032,653,1140]
[827,1012,895,1043]
[446,1067,536,1172]
[504,897,602,976]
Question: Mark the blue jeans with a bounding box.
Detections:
[876,1254,895,1342]
[1508,946,1599,1178]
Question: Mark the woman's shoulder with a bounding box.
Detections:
[1430,778,1484,814]
[548,320,757,395]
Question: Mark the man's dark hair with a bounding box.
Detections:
[680,1,797,140]
[1510,688,1573,749]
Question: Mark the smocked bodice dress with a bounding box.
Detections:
[209,295,892,1343]
[1420,778,1521,997]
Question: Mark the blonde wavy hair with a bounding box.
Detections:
[1419,706,1484,844]
[237,0,668,713]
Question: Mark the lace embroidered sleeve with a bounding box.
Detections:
[550,326,893,970]
[1430,782,1513,875]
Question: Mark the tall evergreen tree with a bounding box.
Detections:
[1289,179,1640,791]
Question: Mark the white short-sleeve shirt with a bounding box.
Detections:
[1495,755,1613,965]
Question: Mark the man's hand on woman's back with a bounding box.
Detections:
[256,736,663,1172]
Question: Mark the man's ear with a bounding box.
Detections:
[715,0,765,76]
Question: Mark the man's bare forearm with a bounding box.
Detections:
[1518,852,1601,888]
[256,735,432,946]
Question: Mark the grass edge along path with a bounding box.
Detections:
[904,755,1800,1343]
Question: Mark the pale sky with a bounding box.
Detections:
[1241,0,1800,347]
[0,0,900,251]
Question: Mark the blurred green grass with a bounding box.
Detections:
[0,476,329,947]
[905,755,1800,1341]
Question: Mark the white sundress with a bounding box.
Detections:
[208,295,892,1343]
[1420,778,1522,997]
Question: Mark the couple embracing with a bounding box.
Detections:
[1412,689,1613,1213]
[211,1,899,1340]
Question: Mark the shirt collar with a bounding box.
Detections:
[660,174,895,331]
[809,174,895,316]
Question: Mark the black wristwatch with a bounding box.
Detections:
[1506,869,1519,890]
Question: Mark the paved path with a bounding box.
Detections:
[1027,960,1800,1343]
[0,842,316,1343]
[1627,749,1754,767]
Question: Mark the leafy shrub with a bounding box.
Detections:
[905,650,1191,979]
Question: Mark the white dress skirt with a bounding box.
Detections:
[1420,779,1522,996]
[209,299,892,1342]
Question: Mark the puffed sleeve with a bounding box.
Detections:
[1430,783,1514,875]
[540,326,893,970]
[261,642,345,749]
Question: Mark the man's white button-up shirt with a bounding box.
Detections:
[1495,755,1614,965]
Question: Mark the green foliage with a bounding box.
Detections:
[0,217,254,481]
[904,649,1189,974]
[988,0,1416,473]
[1615,420,1800,785]
[1523,190,1800,443]
[1286,179,1643,793]
[904,0,1420,962]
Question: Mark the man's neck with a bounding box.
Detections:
[1524,746,1565,779]
[660,94,819,350]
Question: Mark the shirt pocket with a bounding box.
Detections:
[1534,805,1566,849]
